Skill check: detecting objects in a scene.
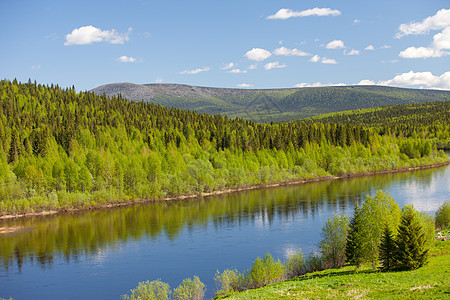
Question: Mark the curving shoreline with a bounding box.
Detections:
[1,160,449,221]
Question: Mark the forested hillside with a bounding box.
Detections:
[92,83,450,122]
[304,101,450,149]
[0,79,448,215]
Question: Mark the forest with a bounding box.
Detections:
[0,79,448,215]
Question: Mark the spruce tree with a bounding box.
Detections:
[394,205,429,270]
[379,225,396,271]
[345,204,364,267]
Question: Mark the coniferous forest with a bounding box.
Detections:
[0,79,448,215]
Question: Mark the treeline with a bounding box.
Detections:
[304,101,450,149]
[0,80,448,214]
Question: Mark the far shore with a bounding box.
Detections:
[1,160,449,223]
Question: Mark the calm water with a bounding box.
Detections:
[1,163,449,299]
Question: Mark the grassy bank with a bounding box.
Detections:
[217,241,450,299]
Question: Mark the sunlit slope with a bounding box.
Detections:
[92,83,450,122]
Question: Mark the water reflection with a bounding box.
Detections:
[1,164,447,273]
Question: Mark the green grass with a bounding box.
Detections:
[216,241,450,299]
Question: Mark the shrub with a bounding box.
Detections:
[214,268,240,295]
[304,252,324,273]
[435,201,450,230]
[285,249,306,278]
[173,276,205,300]
[121,279,171,300]
[246,253,286,289]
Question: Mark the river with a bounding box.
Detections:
[1,162,449,299]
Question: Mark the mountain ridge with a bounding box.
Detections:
[91,83,450,122]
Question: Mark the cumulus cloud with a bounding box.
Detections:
[116,56,137,63]
[32,65,41,70]
[245,48,272,61]
[248,64,258,70]
[357,80,376,85]
[309,55,337,64]
[326,40,345,49]
[353,19,360,24]
[228,68,248,74]
[273,46,310,56]
[399,27,450,58]
[346,49,360,55]
[222,62,235,70]
[264,61,287,70]
[179,67,210,74]
[237,83,253,88]
[65,25,131,45]
[378,71,450,89]
[155,78,163,83]
[365,45,375,51]
[295,82,345,88]
[267,7,341,20]
[396,8,450,38]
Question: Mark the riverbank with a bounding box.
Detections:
[1,160,449,221]
[216,242,450,300]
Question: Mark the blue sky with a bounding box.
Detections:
[1,0,450,91]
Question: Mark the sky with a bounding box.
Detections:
[1,0,450,91]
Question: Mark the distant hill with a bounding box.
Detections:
[91,83,450,122]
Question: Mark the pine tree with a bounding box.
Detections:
[345,204,364,267]
[394,205,429,270]
[379,225,396,271]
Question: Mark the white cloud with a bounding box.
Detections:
[346,49,360,55]
[353,19,360,24]
[321,58,338,64]
[309,55,321,63]
[228,68,248,74]
[155,78,163,83]
[222,62,235,70]
[267,7,341,20]
[380,45,391,49]
[116,56,137,63]
[248,64,258,70]
[309,55,337,64]
[378,71,450,89]
[245,48,272,61]
[357,80,376,85]
[264,61,287,70]
[399,27,450,58]
[237,83,253,88]
[326,40,345,49]
[295,82,345,88]
[365,45,375,51]
[32,65,41,70]
[65,25,131,45]
[143,32,151,39]
[179,67,210,74]
[396,9,450,38]
[273,46,310,56]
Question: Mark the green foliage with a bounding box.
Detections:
[345,204,364,267]
[121,279,171,300]
[214,268,240,295]
[0,80,448,215]
[285,249,306,278]
[379,225,396,271]
[394,205,429,270]
[173,276,205,300]
[435,201,450,230]
[319,214,349,268]
[246,253,286,289]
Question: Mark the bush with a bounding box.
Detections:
[304,252,324,273]
[214,268,240,295]
[246,253,286,289]
[285,249,306,278]
[435,201,450,230]
[121,279,171,300]
[173,276,205,300]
